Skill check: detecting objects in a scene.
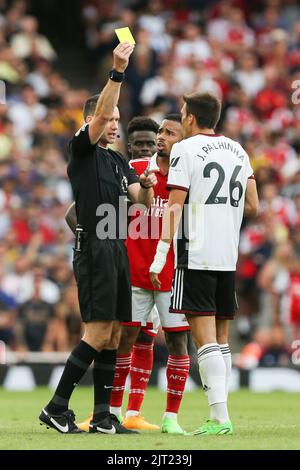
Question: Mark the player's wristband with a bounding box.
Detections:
[149,240,171,274]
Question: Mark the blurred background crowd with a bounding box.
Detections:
[0,0,300,370]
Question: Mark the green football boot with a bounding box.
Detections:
[161,417,186,435]
[189,419,233,436]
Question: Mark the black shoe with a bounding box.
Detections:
[89,414,139,434]
[110,413,139,434]
[39,407,84,434]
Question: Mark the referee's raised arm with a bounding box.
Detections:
[88,42,134,145]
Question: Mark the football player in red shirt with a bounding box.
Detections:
[118,115,190,434]
[67,116,190,434]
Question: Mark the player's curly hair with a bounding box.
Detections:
[127,117,159,138]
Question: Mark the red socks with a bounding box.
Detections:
[110,348,190,417]
[110,353,131,408]
[166,355,190,413]
[127,343,153,413]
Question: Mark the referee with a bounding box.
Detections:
[39,43,156,434]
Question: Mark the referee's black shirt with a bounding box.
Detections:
[67,124,139,237]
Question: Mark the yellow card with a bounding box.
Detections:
[115,27,136,45]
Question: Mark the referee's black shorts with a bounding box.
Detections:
[170,269,238,320]
[72,235,131,323]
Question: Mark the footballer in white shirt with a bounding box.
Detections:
[150,92,259,436]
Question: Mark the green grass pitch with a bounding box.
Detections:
[0,387,299,450]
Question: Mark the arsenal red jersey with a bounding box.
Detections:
[127,154,174,291]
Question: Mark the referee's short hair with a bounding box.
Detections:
[183,92,221,129]
[83,94,100,120]
[127,116,159,138]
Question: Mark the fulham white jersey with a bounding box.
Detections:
[167,133,254,271]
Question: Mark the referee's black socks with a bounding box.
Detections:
[93,349,117,423]
[47,340,98,414]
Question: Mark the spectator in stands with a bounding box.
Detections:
[233,52,265,98]
[10,15,57,63]
[258,240,294,325]
[126,27,158,116]
[138,0,172,55]
[8,84,47,149]
[17,272,55,351]
[0,271,17,350]
[55,283,82,350]
[235,326,291,369]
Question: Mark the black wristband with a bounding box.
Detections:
[109,69,125,82]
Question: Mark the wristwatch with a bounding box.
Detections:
[109,69,125,82]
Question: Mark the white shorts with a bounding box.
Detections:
[127,287,190,332]
[141,306,160,336]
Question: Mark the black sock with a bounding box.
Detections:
[93,349,117,422]
[47,340,98,414]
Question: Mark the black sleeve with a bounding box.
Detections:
[69,124,95,159]
[127,161,140,186]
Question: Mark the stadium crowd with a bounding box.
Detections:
[0,0,300,369]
